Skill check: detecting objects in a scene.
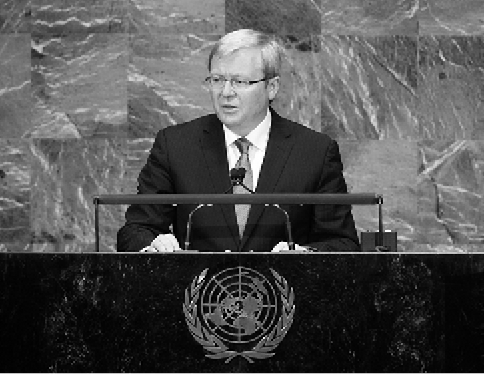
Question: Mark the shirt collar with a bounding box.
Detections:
[222,109,272,151]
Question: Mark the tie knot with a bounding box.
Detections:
[234,137,251,155]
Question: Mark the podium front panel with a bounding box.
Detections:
[0,253,482,372]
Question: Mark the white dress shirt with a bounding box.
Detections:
[222,109,271,189]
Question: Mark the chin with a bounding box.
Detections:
[217,112,242,128]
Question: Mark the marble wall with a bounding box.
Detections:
[1,0,483,252]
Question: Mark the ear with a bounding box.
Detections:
[266,76,280,101]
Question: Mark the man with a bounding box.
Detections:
[117,28,360,252]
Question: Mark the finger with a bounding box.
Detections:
[271,242,282,252]
[272,242,288,252]
[162,234,178,252]
[294,244,309,252]
[151,234,181,252]
[140,246,157,253]
[160,234,174,252]
[166,234,182,251]
[151,235,171,252]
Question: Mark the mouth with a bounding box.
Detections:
[220,104,238,113]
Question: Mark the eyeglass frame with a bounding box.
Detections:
[204,75,274,90]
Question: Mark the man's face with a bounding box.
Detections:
[209,47,279,136]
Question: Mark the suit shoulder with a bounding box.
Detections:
[282,116,335,145]
[155,113,218,138]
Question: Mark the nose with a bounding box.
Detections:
[220,79,236,96]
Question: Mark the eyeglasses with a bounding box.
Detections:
[204,75,268,90]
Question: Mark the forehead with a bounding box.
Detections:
[211,47,263,76]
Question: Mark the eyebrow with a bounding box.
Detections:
[212,75,255,81]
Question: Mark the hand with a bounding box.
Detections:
[271,242,309,252]
[140,234,182,252]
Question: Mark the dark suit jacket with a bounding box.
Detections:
[117,109,360,252]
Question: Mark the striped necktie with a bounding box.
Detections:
[233,137,253,237]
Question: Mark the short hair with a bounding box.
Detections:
[208,29,284,79]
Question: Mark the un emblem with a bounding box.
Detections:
[183,266,295,363]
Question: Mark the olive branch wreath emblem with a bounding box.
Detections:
[183,268,295,363]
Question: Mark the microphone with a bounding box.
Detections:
[232,167,254,193]
[231,167,246,185]
[224,167,254,194]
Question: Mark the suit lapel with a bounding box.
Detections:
[240,111,296,250]
[199,117,240,249]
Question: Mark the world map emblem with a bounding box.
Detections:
[183,266,295,363]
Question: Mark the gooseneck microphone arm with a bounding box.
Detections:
[184,203,212,250]
[269,204,295,251]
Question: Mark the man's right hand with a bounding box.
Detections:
[271,241,309,252]
[140,234,182,252]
